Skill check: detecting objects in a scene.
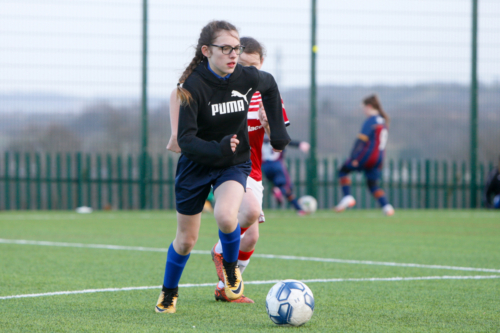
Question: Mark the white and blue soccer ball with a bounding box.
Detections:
[298,195,318,214]
[266,280,315,326]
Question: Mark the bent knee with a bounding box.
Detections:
[215,214,238,233]
[175,237,198,255]
[242,205,261,225]
[245,232,259,248]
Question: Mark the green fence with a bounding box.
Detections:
[0,151,493,211]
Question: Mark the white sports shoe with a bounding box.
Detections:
[382,204,395,216]
[334,195,356,212]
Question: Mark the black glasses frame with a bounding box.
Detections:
[209,44,245,55]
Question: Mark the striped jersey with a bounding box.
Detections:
[248,91,289,181]
[355,115,388,168]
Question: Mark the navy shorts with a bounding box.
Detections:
[175,155,251,215]
[262,160,291,188]
[340,159,383,181]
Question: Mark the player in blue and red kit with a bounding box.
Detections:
[334,94,395,216]
[262,136,310,215]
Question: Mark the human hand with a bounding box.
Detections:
[299,141,310,153]
[258,102,270,129]
[167,135,181,153]
[230,135,239,152]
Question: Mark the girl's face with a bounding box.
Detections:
[238,52,263,70]
[363,103,378,117]
[202,30,240,77]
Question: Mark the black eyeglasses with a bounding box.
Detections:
[210,44,245,55]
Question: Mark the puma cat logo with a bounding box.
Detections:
[231,88,252,104]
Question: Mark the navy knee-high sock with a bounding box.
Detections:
[339,173,351,197]
[277,185,302,211]
[219,225,240,263]
[367,180,388,207]
[163,243,190,289]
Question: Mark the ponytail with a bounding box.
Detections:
[176,20,239,106]
[176,52,203,105]
[363,94,390,127]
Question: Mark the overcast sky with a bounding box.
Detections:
[1,0,499,97]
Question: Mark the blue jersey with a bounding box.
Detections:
[352,115,388,168]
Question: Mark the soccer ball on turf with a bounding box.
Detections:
[266,280,314,326]
[298,195,317,214]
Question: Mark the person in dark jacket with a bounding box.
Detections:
[155,20,290,314]
[483,156,500,209]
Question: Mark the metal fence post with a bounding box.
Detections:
[66,153,72,210]
[4,152,10,210]
[86,154,92,208]
[307,0,318,198]
[25,153,31,210]
[117,155,123,210]
[35,153,41,210]
[140,0,149,209]
[46,154,52,210]
[77,152,82,208]
[470,0,479,208]
[15,152,20,210]
[407,160,412,209]
[425,160,431,209]
[128,155,133,209]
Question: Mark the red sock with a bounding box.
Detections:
[240,227,249,235]
[238,249,254,261]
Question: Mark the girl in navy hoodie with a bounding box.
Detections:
[155,20,290,313]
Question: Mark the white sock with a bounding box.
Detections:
[238,259,250,274]
[217,280,225,289]
[215,240,223,254]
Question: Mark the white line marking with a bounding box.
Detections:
[2,238,500,273]
[250,254,500,273]
[1,275,499,300]
[0,238,209,255]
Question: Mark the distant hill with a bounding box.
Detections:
[0,84,499,162]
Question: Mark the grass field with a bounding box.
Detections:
[1,210,499,332]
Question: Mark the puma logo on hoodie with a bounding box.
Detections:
[211,88,252,116]
[211,100,245,116]
[231,88,252,104]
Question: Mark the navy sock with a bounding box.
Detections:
[339,173,351,196]
[377,196,388,207]
[368,181,389,208]
[219,225,241,263]
[163,243,190,289]
[341,185,351,196]
[290,198,302,211]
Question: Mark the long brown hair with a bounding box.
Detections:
[363,94,390,127]
[240,36,266,60]
[177,20,238,105]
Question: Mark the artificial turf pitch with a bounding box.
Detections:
[0,210,499,332]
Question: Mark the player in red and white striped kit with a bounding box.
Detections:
[211,37,289,303]
[167,36,289,304]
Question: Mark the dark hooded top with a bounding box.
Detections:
[484,167,500,208]
[177,61,291,168]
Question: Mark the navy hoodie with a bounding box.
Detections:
[178,61,291,168]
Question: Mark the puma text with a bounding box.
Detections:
[212,100,245,116]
